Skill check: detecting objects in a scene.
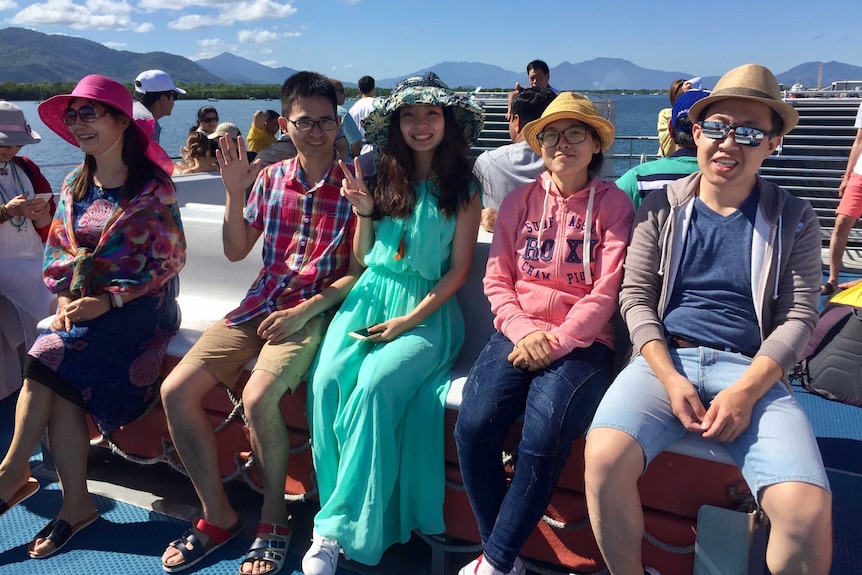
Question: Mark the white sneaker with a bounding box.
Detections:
[644,568,662,575]
[458,554,525,575]
[302,529,340,575]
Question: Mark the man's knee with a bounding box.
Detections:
[833,213,858,235]
[584,428,643,492]
[160,364,217,415]
[761,482,832,534]
[241,371,288,423]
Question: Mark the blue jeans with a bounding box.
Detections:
[454,331,613,572]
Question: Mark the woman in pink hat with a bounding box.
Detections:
[0,75,185,560]
[0,101,56,403]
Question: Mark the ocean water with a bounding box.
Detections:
[10,95,669,191]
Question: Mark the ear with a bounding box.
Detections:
[764,134,782,155]
[278,116,288,132]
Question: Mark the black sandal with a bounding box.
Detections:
[821,282,836,296]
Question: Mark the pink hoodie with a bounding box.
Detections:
[484,172,634,361]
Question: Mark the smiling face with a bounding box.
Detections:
[539,118,601,193]
[281,95,339,164]
[398,104,445,160]
[693,99,781,193]
[67,98,129,157]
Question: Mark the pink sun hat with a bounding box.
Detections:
[37,74,174,176]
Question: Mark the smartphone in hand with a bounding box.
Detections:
[348,326,380,341]
[33,193,53,202]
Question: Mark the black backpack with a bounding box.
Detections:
[791,303,862,407]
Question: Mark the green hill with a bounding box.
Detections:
[0,27,222,84]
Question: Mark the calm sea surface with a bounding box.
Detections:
[11,95,668,191]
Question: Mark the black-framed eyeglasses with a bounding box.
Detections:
[202,116,219,123]
[287,118,338,132]
[536,125,588,148]
[63,105,100,126]
[698,121,774,147]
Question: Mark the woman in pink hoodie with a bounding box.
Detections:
[455,92,634,575]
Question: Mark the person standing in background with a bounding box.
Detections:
[133,69,185,144]
[823,100,862,295]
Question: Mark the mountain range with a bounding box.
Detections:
[1,27,861,91]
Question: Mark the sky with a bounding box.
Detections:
[1,0,860,81]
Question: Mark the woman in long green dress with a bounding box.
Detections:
[303,72,484,573]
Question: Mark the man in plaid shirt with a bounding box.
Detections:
[160,71,362,575]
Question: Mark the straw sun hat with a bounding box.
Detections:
[687,63,799,136]
[521,92,615,155]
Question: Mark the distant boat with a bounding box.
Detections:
[207,96,219,102]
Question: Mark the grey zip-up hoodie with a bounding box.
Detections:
[620,172,822,374]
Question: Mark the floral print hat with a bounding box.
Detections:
[361,72,485,152]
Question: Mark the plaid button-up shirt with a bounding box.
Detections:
[225,157,356,325]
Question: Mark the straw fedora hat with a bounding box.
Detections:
[521,92,615,155]
[688,64,799,136]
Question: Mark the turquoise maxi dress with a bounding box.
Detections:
[308,180,467,565]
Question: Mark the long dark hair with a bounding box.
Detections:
[372,107,474,219]
[71,102,164,201]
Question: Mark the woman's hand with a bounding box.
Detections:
[56,295,111,329]
[508,330,558,371]
[366,316,413,343]
[5,194,50,223]
[339,159,373,216]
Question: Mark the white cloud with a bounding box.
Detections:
[193,37,233,59]
[237,28,281,44]
[168,0,295,29]
[0,1,18,11]
[102,41,127,48]
[139,0,236,10]
[11,0,140,30]
[260,47,272,54]
[261,59,278,67]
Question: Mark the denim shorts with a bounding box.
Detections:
[589,347,830,498]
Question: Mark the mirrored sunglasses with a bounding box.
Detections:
[536,125,588,148]
[63,105,100,126]
[698,121,774,147]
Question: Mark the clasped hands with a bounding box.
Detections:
[509,330,558,371]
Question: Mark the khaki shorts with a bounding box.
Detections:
[180,312,332,392]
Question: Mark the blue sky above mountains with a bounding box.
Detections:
[2,0,858,82]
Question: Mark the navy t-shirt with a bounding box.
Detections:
[663,190,761,355]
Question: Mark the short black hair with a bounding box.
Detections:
[526,60,550,75]
[281,71,338,118]
[672,115,696,148]
[511,87,556,124]
[264,109,280,121]
[135,89,175,107]
[357,75,375,95]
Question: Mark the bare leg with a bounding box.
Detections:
[29,396,98,556]
[0,379,55,502]
[240,370,291,574]
[160,364,239,569]
[584,428,647,575]
[827,214,857,286]
[760,482,832,575]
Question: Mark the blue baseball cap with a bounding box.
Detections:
[671,89,710,134]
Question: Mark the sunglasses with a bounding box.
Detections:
[536,125,588,148]
[202,116,219,123]
[698,121,774,147]
[63,105,100,126]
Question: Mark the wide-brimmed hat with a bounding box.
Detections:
[361,72,484,151]
[37,74,174,175]
[671,89,710,134]
[0,101,41,146]
[688,64,799,136]
[521,92,615,155]
[208,122,241,140]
